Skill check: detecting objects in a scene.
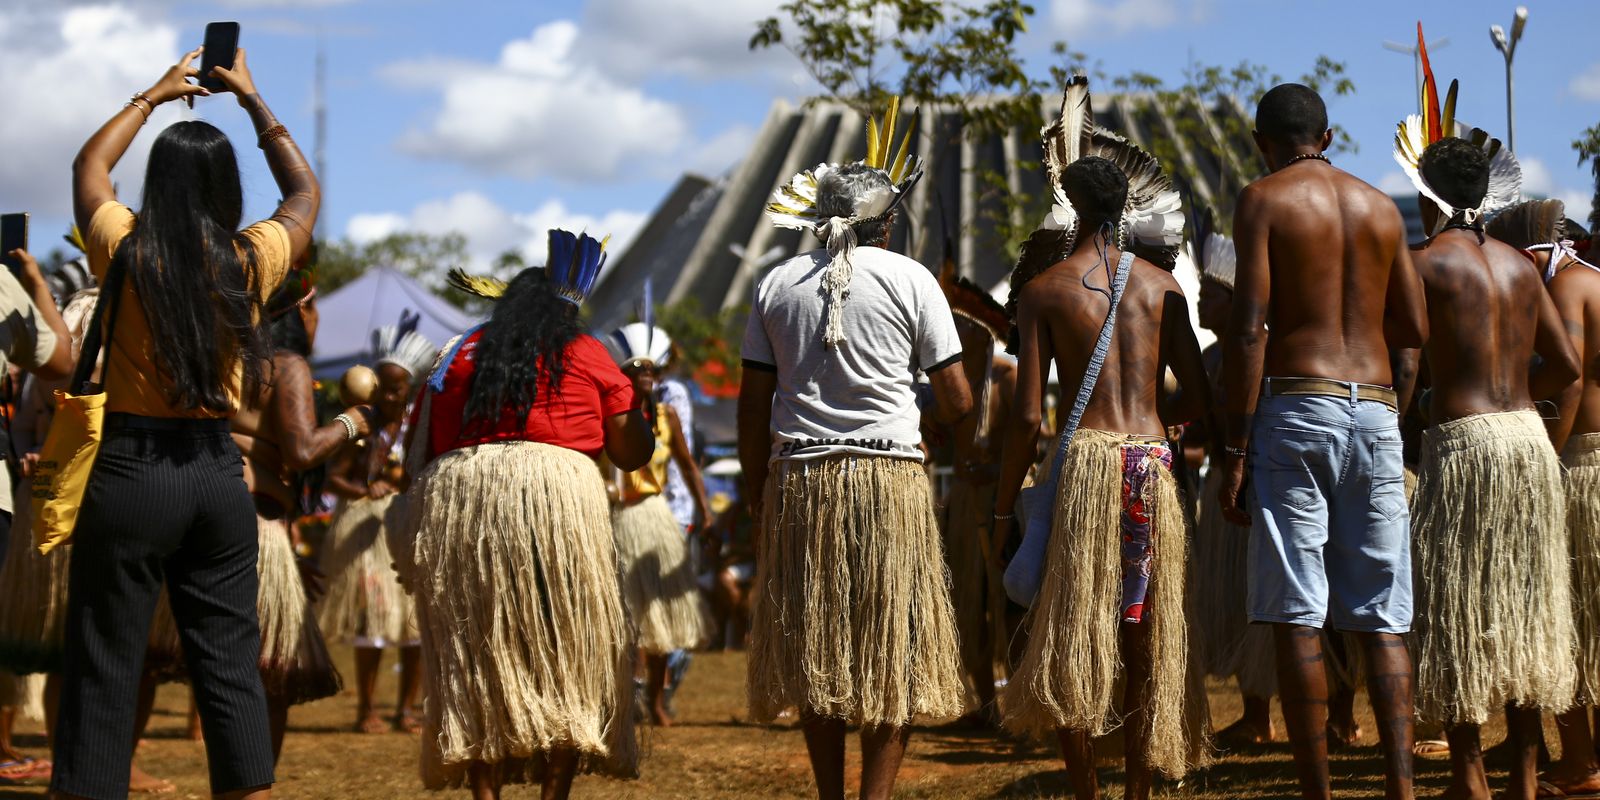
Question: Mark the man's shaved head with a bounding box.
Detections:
[1256,83,1329,147]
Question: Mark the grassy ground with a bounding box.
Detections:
[0,647,1532,798]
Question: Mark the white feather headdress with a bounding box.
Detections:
[1392,23,1521,235]
[372,322,436,379]
[606,323,672,370]
[1005,75,1186,329]
[764,96,925,347]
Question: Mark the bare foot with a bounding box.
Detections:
[129,763,175,795]
[1536,771,1600,797]
[651,702,675,727]
[393,709,423,734]
[1216,716,1275,747]
[1327,720,1363,752]
[356,712,388,734]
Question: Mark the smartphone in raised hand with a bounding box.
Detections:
[0,213,28,276]
[198,22,240,92]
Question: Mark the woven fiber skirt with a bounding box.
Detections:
[1191,466,1276,698]
[1412,410,1576,725]
[0,478,71,675]
[1002,429,1206,778]
[145,512,343,704]
[317,494,417,647]
[1564,432,1600,705]
[401,441,637,787]
[941,479,1008,691]
[612,495,711,654]
[747,454,965,727]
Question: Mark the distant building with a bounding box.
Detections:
[589,93,1263,331]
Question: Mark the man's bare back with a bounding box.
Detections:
[1238,162,1423,385]
[1548,264,1600,438]
[1413,231,1571,421]
[1015,244,1207,437]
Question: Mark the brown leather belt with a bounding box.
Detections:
[1262,377,1398,411]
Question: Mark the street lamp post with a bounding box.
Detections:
[1491,6,1528,152]
[1383,36,1450,103]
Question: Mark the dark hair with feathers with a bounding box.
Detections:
[462,268,582,432]
[113,121,270,412]
[1419,137,1490,213]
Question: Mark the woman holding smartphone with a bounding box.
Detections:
[54,47,317,800]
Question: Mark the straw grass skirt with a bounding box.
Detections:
[942,479,1008,690]
[748,454,965,726]
[1192,466,1276,698]
[1564,432,1600,705]
[400,441,637,788]
[0,478,72,675]
[318,494,417,647]
[1002,430,1206,778]
[1413,410,1576,725]
[145,513,343,704]
[612,495,712,654]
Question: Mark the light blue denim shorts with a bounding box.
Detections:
[1246,388,1411,634]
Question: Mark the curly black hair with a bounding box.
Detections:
[461,268,583,433]
[1062,156,1128,227]
[1419,138,1489,214]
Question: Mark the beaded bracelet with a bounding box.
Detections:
[333,413,358,441]
[257,124,291,150]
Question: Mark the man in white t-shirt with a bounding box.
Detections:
[739,148,973,800]
[0,247,74,571]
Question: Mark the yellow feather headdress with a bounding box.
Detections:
[764,96,925,232]
[1392,22,1521,233]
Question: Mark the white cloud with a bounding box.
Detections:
[1051,0,1194,36]
[1572,62,1600,102]
[0,5,187,222]
[388,21,690,183]
[684,124,757,178]
[580,0,789,81]
[1379,171,1416,196]
[1513,157,1592,220]
[346,191,647,275]
[221,0,356,6]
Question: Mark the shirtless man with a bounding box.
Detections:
[1406,138,1581,800]
[1216,84,1428,800]
[996,155,1210,799]
[1492,204,1600,798]
[941,307,1017,725]
[233,280,372,760]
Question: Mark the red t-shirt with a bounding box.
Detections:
[417,331,635,460]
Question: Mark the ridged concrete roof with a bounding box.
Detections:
[590,92,1264,332]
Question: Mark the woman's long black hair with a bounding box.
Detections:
[462,268,584,432]
[113,121,271,412]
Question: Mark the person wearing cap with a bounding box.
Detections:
[740,98,972,800]
[602,323,713,728]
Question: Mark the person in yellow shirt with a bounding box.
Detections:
[53,47,318,800]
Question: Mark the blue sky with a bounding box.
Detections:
[2,0,1596,271]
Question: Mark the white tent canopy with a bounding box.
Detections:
[310,267,480,378]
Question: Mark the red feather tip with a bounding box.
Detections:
[1418,22,1441,144]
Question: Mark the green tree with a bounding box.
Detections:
[1576,123,1600,229]
[314,231,512,311]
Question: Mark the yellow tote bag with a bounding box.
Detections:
[31,261,125,554]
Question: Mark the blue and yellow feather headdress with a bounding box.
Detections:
[447,228,609,306]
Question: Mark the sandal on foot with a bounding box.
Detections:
[1537,779,1600,798]
[1414,739,1451,757]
